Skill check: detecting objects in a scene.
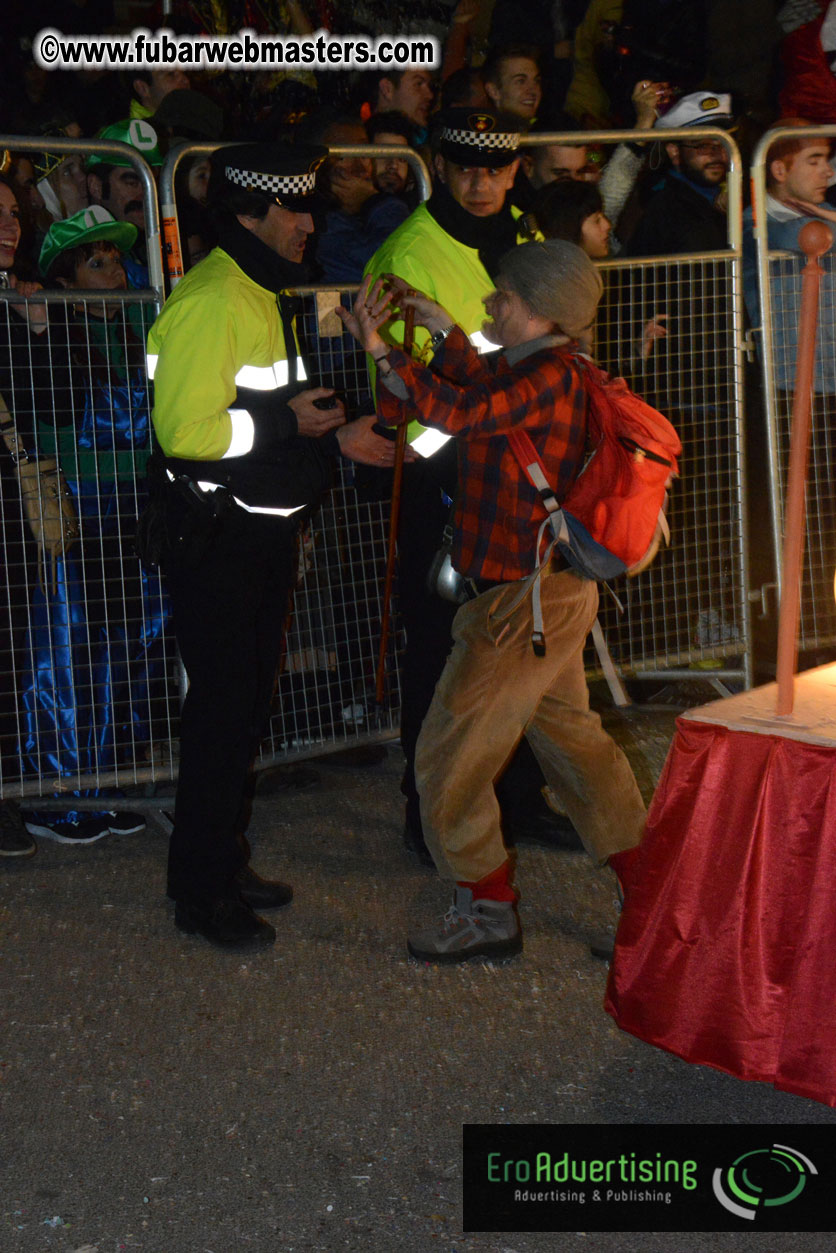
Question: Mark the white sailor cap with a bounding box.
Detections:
[656,92,735,131]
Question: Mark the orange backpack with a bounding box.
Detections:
[508,355,681,582]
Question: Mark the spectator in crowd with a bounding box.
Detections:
[8,154,46,225]
[365,110,418,204]
[440,0,486,88]
[563,0,624,125]
[531,177,667,368]
[483,45,543,126]
[623,91,734,257]
[487,0,580,111]
[147,87,225,155]
[6,153,47,275]
[87,119,164,291]
[372,70,435,138]
[742,122,836,623]
[531,179,612,257]
[439,66,490,110]
[146,89,225,274]
[308,114,411,283]
[175,152,217,272]
[128,69,191,122]
[339,246,646,961]
[514,113,589,211]
[18,207,164,844]
[33,138,90,225]
[623,90,739,657]
[593,79,668,240]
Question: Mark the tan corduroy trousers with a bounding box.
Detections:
[415,570,647,883]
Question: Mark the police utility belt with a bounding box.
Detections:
[165,467,303,519]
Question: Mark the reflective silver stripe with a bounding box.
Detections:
[230,498,304,517]
[234,360,297,390]
[148,355,304,390]
[223,409,255,458]
[195,480,303,517]
[410,428,452,458]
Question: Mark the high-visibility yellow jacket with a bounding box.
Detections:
[147,247,332,511]
[364,203,528,455]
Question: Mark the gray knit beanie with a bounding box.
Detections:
[497,239,603,338]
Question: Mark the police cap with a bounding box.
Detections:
[435,107,522,168]
[216,142,328,211]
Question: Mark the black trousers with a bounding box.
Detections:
[161,493,296,904]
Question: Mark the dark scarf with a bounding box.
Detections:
[426,181,519,280]
[216,213,309,370]
[216,213,310,293]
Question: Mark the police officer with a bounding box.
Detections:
[148,143,398,949]
[365,108,565,862]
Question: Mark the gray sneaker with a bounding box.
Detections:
[407,886,522,964]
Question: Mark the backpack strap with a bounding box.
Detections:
[504,425,630,700]
[506,427,560,520]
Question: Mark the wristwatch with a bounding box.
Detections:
[429,323,455,352]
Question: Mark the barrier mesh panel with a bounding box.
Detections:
[766,252,836,651]
[258,289,403,764]
[0,291,179,798]
[591,258,746,673]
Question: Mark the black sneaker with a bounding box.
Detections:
[22,810,146,843]
[102,811,146,835]
[174,898,276,950]
[0,801,36,858]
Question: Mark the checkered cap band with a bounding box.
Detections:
[440,127,520,151]
[225,166,317,197]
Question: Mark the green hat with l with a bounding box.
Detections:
[39,205,138,278]
[86,118,163,168]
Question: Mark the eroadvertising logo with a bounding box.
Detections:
[712,1144,817,1220]
[462,1125,835,1233]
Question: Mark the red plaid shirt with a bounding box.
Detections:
[378,327,589,581]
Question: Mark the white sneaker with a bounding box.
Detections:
[407,886,522,964]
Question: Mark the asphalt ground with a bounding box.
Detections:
[2,691,835,1253]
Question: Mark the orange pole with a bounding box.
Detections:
[376,304,415,705]
[775,220,833,716]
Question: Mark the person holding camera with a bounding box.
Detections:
[147,143,402,950]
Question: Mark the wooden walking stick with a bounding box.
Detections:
[776,220,833,716]
[376,302,415,704]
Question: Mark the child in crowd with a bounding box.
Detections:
[19,207,172,843]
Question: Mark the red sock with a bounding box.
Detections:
[458,860,517,903]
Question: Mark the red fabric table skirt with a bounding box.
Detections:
[605,717,836,1107]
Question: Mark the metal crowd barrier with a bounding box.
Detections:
[751,123,836,655]
[1,126,753,805]
[537,127,751,689]
[158,125,757,726]
[0,132,173,801]
[256,284,405,768]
